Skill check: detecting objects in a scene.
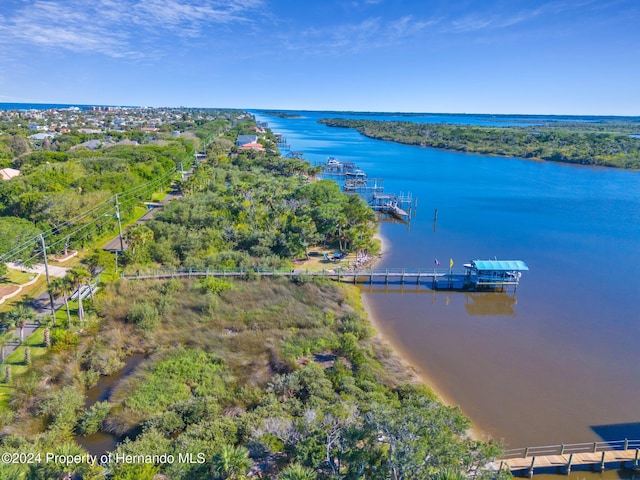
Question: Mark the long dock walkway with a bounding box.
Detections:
[494,440,640,476]
[119,267,519,291]
[120,267,525,292]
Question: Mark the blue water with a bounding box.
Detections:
[259,109,640,127]
[253,110,640,448]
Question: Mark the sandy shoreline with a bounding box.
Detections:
[373,228,390,257]
[363,228,483,441]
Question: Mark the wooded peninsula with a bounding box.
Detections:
[318,118,640,169]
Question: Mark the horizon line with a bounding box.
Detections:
[0,102,639,119]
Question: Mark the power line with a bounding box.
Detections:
[1,166,178,263]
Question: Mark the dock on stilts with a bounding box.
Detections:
[493,440,640,477]
[121,260,529,293]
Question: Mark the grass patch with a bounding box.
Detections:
[0,276,48,313]
[2,269,35,285]
[0,327,49,409]
[294,248,356,272]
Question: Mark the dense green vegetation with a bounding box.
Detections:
[0,110,505,479]
[318,118,640,169]
[1,278,503,479]
[0,145,185,261]
[140,166,377,270]
[258,111,303,119]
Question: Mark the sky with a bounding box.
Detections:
[0,0,638,115]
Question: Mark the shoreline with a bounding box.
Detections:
[360,293,483,441]
[362,227,483,441]
[371,227,390,264]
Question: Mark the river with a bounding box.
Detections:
[252,110,640,450]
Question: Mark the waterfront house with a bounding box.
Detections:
[237,141,265,152]
[236,134,258,147]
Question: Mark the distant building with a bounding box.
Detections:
[236,134,258,147]
[0,168,21,181]
[72,139,102,150]
[237,142,265,152]
[28,132,55,141]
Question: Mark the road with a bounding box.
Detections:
[102,185,185,252]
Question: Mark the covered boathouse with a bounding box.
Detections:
[463,260,529,292]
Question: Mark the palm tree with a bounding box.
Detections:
[0,330,16,363]
[125,224,154,261]
[67,265,91,322]
[430,469,467,480]
[278,463,317,480]
[210,445,252,480]
[6,305,37,343]
[39,315,53,348]
[50,276,72,328]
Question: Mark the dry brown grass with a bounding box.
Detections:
[3,275,422,441]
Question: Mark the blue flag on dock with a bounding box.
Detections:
[434,258,440,266]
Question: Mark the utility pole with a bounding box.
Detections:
[115,194,124,253]
[39,234,56,321]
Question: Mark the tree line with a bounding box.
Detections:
[318,118,640,169]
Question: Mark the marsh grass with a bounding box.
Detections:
[1,276,428,462]
[79,278,385,430]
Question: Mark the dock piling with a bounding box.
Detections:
[527,457,535,478]
[565,454,573,475]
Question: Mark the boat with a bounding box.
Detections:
[387,201,408,218]
[326,157,341,167]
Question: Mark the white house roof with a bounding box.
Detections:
[29,132,55,140]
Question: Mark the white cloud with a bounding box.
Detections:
[285,15,440,55]
[0,0,265,59]
[443,0,614,34]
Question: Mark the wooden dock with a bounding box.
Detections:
[316,159,417,220]
[120,267,523,292]
[494,440,640,476]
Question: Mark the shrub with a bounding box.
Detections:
[123,349,228,418]
[78,401,112,436]
[50,329,80,352]
[199,276,234,295]
[127,302,159,332]
[39,385,85,433]
[338,311,373,340]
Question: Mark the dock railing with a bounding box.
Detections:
[119,266,468,281]
[118,266,522,292]
[502,439,640,459]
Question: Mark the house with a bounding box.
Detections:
[237,142,265,152]
[28,133,55,141]
[0,168,21,181]
[72,139,102,150]
[236,135,258,147]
